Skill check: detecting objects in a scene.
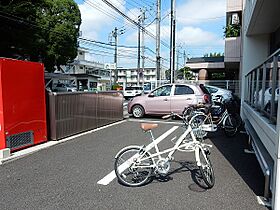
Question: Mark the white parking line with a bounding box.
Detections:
[97,125,179,186]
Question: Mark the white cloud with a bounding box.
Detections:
[177,26,224,46]
[177,0,226,25]
[78,0,126,39]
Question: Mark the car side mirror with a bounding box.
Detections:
[148,93,154,97]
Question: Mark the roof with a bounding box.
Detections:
[70,73,101,79]
[44,73,76,80]
[187,56,224,63]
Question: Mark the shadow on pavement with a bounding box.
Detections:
[208,130,265,196]
[152,160,210,191]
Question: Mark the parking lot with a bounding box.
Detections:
[0,116,269,210]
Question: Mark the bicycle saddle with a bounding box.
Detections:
[140,123,158,131]
[189,103,211,114]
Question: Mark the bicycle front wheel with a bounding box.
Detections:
[198,148,215,188]
[224,114,238,137]
[190,114,211,140]
[114,147,153,187]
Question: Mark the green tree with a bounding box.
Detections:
[203,52,224,57]
[0,0,81,72]
[178,66,194,80]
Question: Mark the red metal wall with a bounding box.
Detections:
[0,58,47,151]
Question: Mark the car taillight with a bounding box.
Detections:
[204,94,210,103]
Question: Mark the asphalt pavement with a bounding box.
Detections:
[0,116,269,210]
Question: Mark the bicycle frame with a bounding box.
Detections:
[210,109,229,127]
[131,122,212,169]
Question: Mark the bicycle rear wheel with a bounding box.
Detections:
[198,148,215,188]
[114,147,153,187]
[224,114,238,137]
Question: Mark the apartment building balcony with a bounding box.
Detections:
[224,36,241,63]
[227,0,242,12]
[144,71,156,76]
[118,71,126,76]
[126,78,138,83]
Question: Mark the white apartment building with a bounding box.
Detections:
[116,67,165,89]
[240,0,280,209]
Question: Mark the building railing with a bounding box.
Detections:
[244,48,280,124]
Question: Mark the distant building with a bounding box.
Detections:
[116,67,166,89]
[61,48,111,91]
[186,56,225,80]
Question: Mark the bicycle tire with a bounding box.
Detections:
[114,147,153,187]
[232,113,242,128]
[224,114,238,137]
[198,148,215,188]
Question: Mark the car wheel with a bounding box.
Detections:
[132,105,145,118]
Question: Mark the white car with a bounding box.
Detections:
[123,86,143,100]
[54,83,77,92]
[205,85,233,102]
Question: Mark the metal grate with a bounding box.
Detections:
[6,131,34,150]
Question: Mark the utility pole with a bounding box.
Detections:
[137,16,141,86]
[137,9,146,86]
[170,0,176,83]
[176,48,179,71]
[156,0,161,87]
[183,50,186,80]
[111,27,125,86]
[141,8,146,87]
[112,27,118,85]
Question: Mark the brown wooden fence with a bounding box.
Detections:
[47,91,123,140]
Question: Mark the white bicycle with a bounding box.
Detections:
[114,113,215,188]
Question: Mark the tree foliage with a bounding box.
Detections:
[0,0,81,72]
[203,52,224,57]
[178,66,194,80]
[224,24,241,38]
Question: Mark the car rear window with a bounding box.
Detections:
[174,85,194,95]
[205,86,216,93]
[199,84,211,95]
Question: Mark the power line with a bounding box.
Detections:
[84,0,124,24]
[99,0,170,49]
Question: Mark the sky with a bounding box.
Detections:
[74,0,226,69]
